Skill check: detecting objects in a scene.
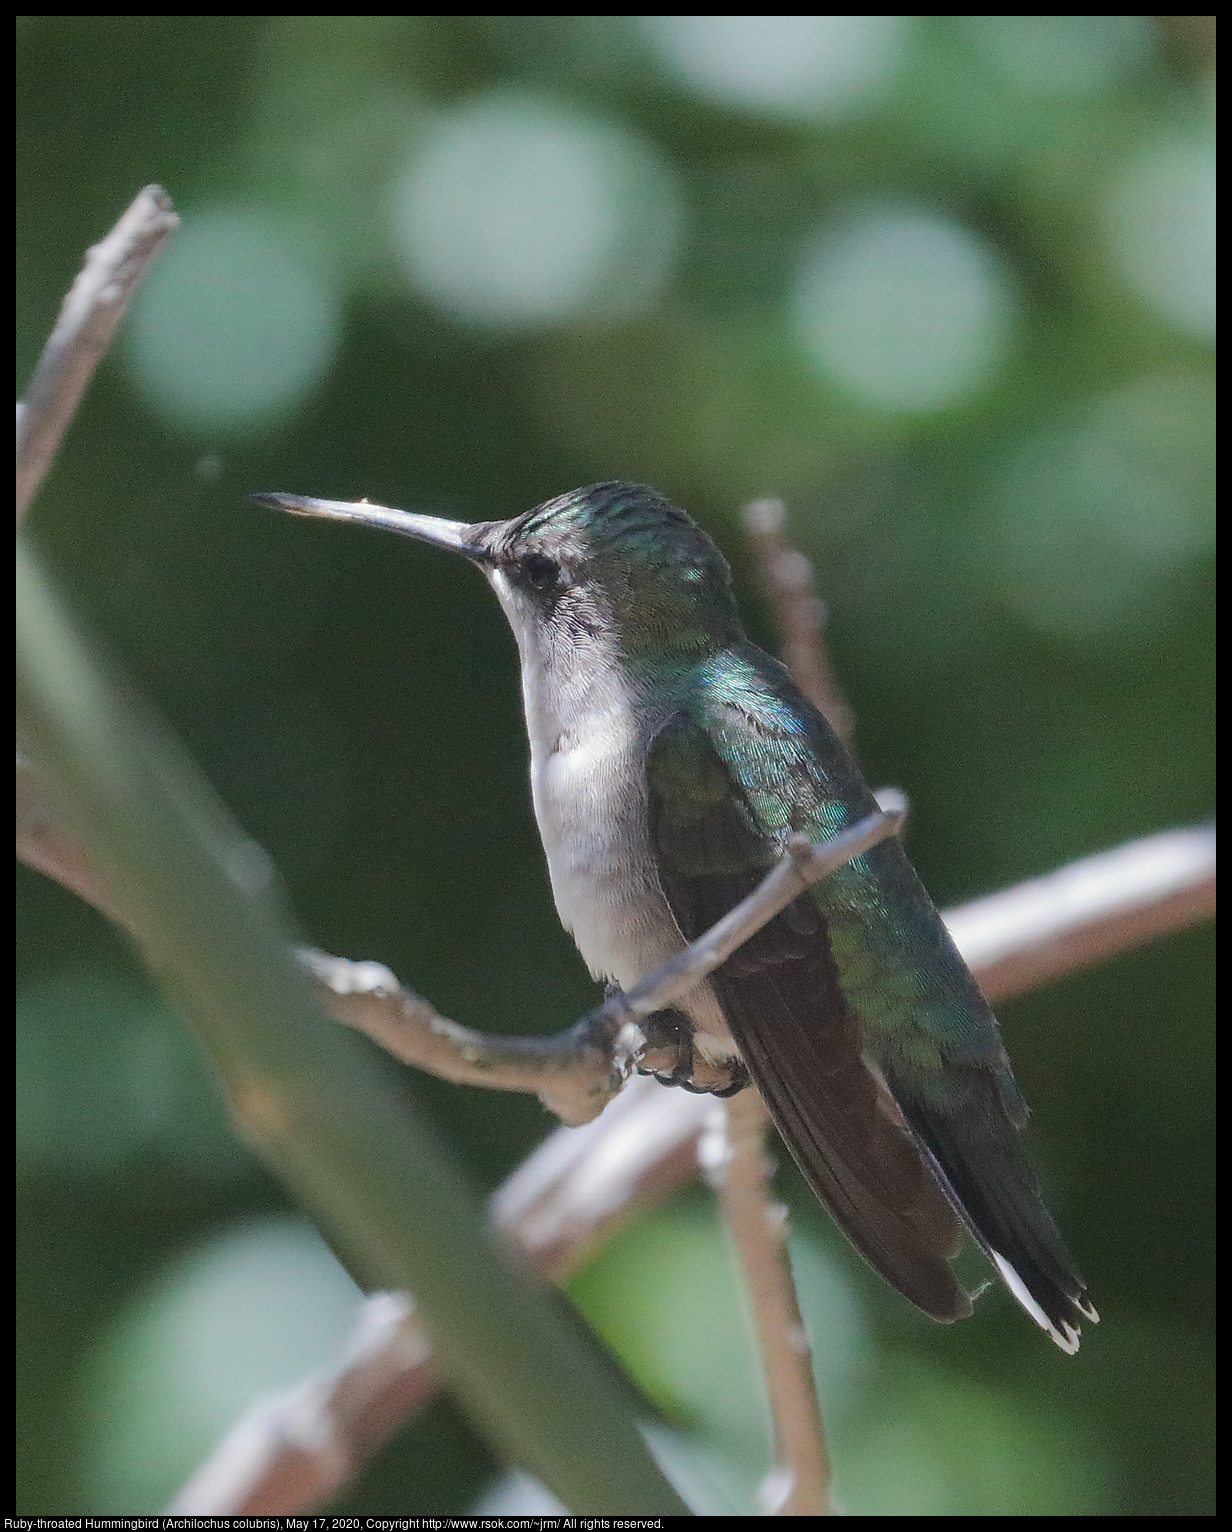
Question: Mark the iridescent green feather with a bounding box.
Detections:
[646,639,1091,1336]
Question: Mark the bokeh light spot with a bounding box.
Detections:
[989,371,1215,643]
[790,208,1013,413]
[83,1217,362,1510]
[643,15,908,118]
[963,15,1154,94]
[1107,140,1216,341]
[391,92,683,327]
[125,207,340,434]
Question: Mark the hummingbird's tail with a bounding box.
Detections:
[708,891,1098,1348]
[893,1076,1099,1353]
[710,948,976,1326]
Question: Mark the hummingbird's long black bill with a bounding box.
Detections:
[253,493,479,556]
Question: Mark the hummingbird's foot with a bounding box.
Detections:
[637,1009,750,1097]
[668,1058,749,1096]
[707,1059,750,1098]
[637,1007,695,1086]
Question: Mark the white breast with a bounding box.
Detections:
[487,566,732,1054]
[527,668,667,984]
[521,644,733,1053]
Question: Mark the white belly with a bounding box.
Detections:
[531,707,668,984]
[526,686,734,1056]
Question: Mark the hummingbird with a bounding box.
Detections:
[257,480,1096,1352]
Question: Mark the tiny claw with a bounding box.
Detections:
[709,1070,750,1099]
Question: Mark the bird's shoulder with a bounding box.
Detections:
[647,643,875,851]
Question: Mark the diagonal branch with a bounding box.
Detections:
[945,822,1217,1004]
[17,749,131,925]
[16,184,178,523]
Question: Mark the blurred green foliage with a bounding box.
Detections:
[18,15,1213,1515]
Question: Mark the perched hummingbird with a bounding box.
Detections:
[258,481,1096,1351]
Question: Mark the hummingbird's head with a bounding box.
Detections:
[256,481,744,675]
[475,482,744,669]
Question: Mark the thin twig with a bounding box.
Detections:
[612,815,903,1025]
[736,497,869,1506]
[16,185,178,523]
[703,1091,833,1516]
[743,497,854,746]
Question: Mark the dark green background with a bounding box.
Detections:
[18,16,1213,1516]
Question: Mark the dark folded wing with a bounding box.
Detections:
[647,709,970,1322]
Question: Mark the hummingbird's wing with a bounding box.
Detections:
[646,696,969,1323]
[646,647,1094,1347]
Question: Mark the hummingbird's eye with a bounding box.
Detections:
[519,551,561,592]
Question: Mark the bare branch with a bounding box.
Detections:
[491,1074,714,1275]
[948,822,1216,1004]
[299,948,621,1124]
[17,551,1213,1514]
[509,822,1216,1263]
[16,184,178,523]
[737,500,906,1509]
[17,193,1213,1518]
[17,750,131,926]
[614,811,904,1023]
[20,718,1216,1515]
[743,497,854,745]
[704,1091,833,1516]
[168,1077,711,1513]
